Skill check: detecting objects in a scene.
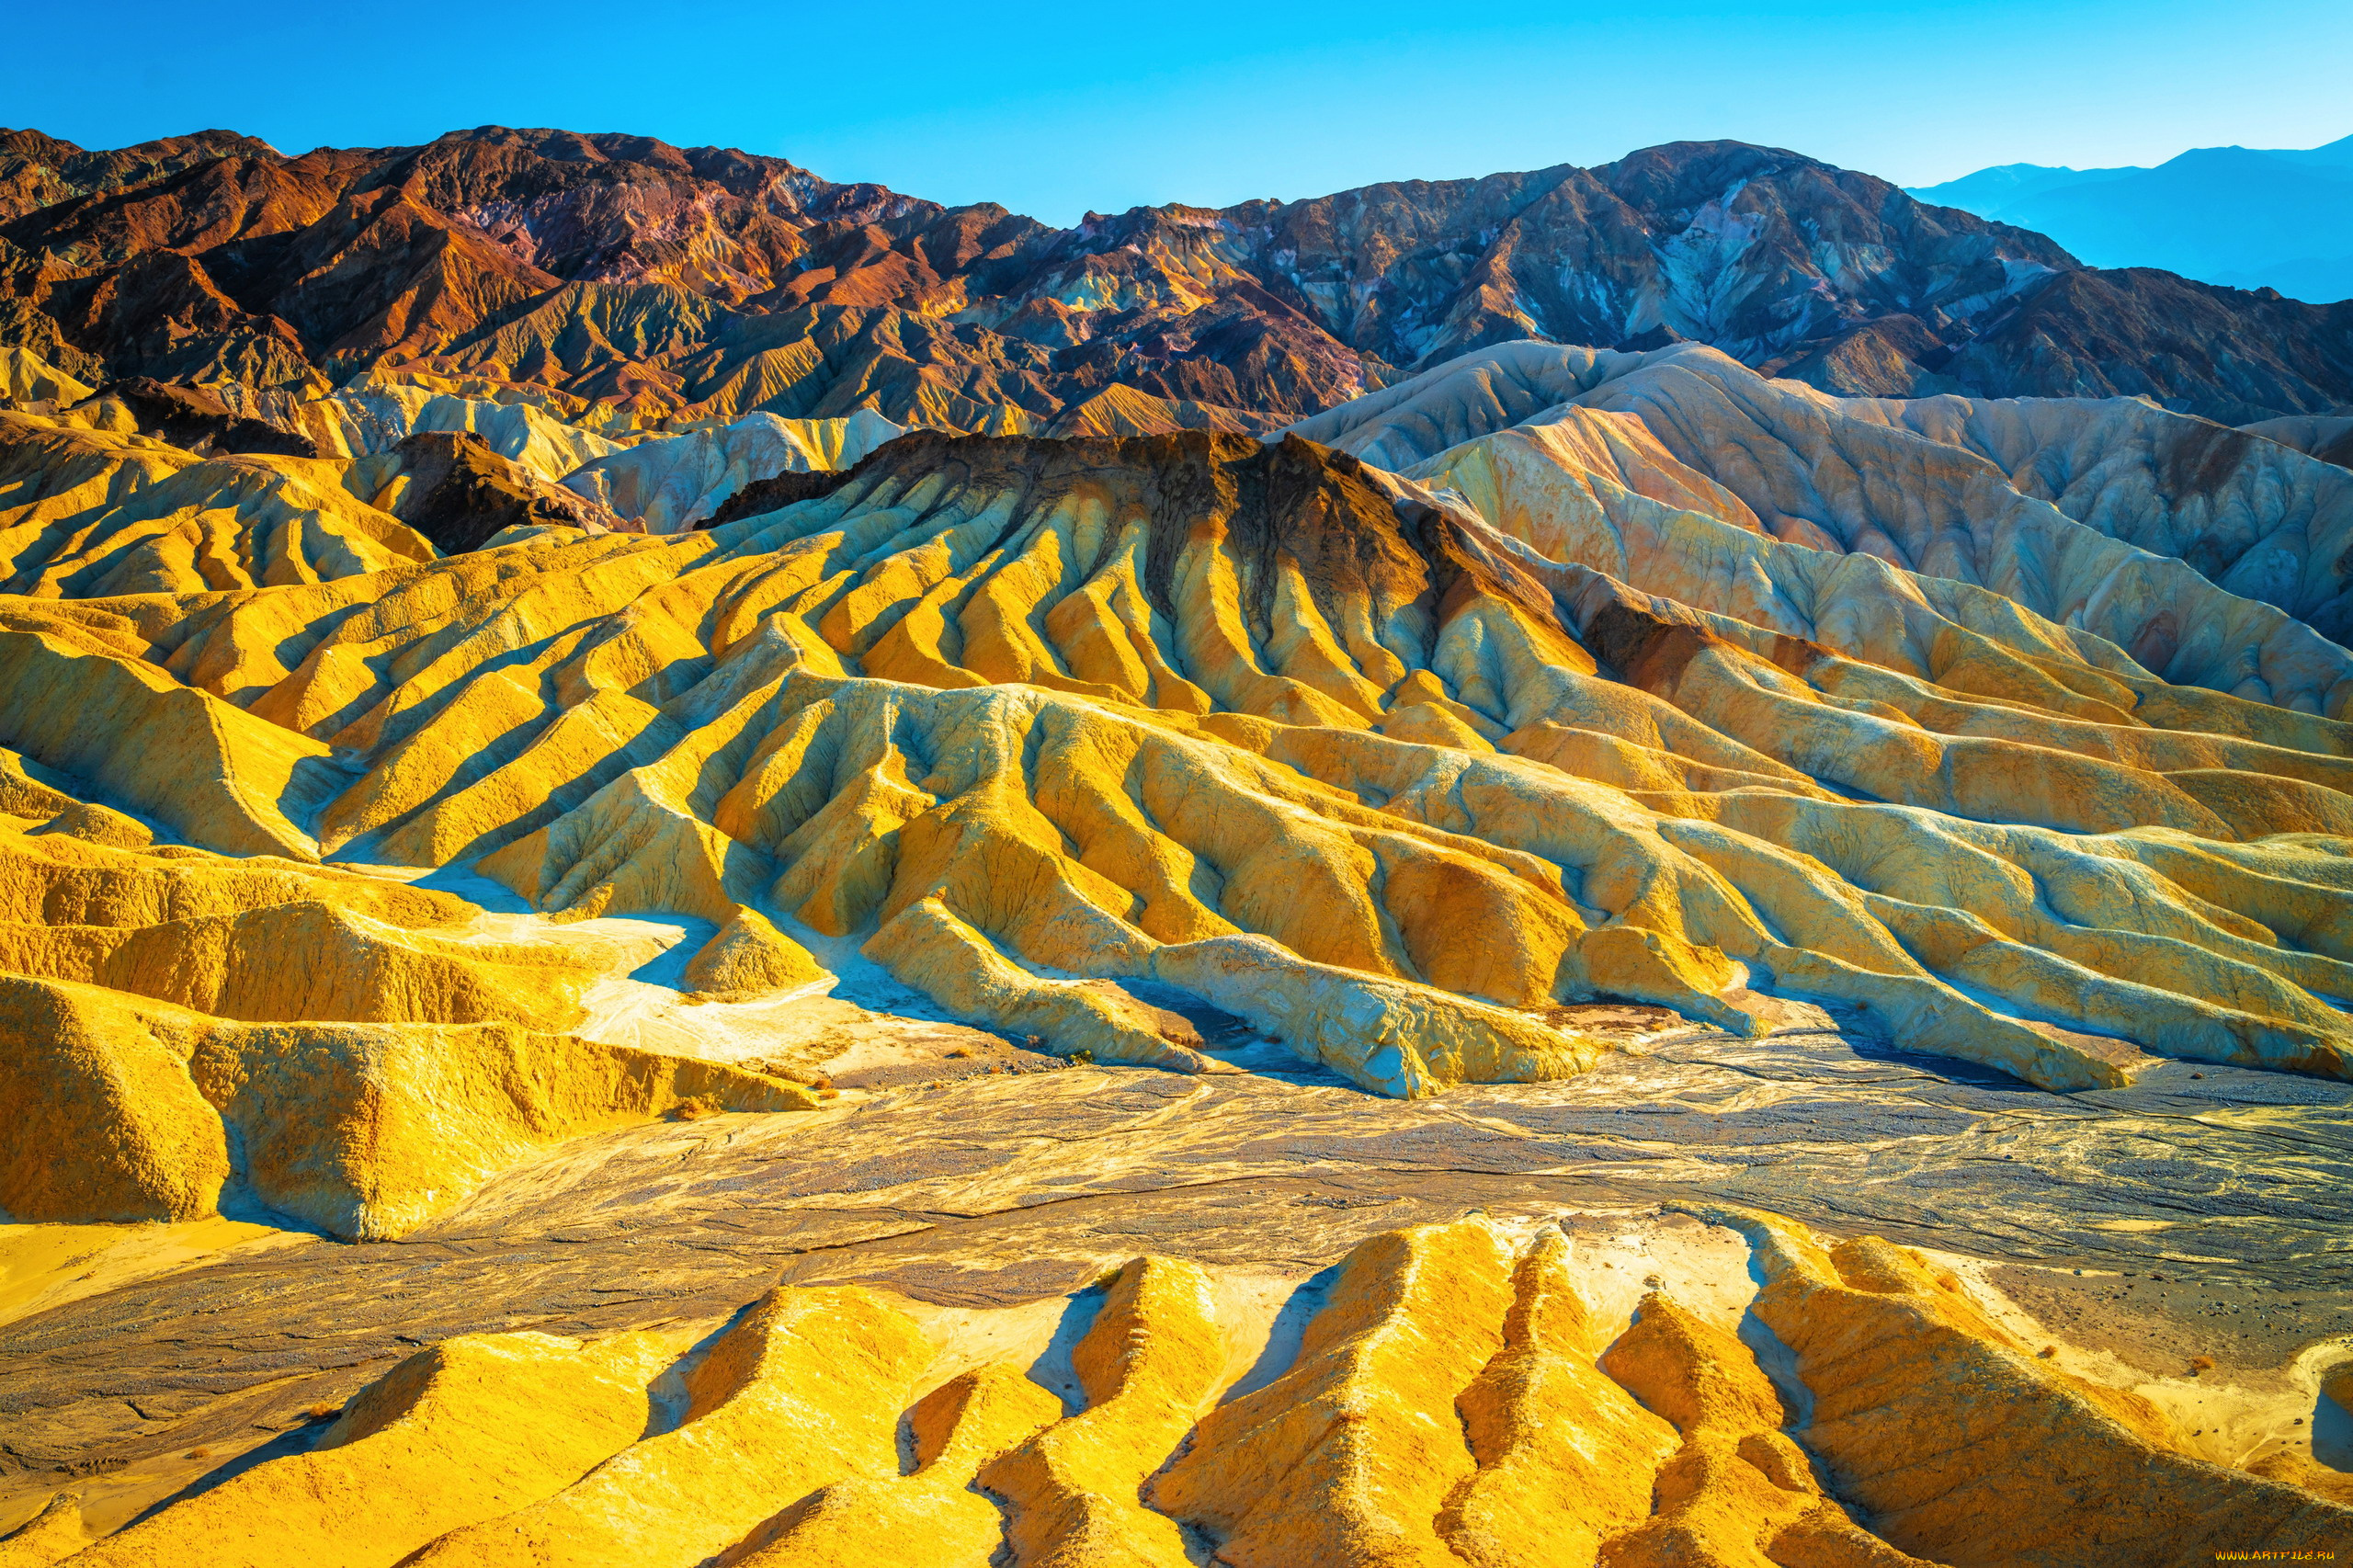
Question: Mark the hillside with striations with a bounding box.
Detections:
[3,123,2353,1566]
[9,125,2353,431]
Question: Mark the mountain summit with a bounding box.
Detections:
[1912,134,2353,304]
[6,126,2353,427]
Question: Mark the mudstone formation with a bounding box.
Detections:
[2,125,2353,1566]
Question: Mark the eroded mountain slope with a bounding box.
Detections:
[1299,339,2353,699]
[5,132,2353,1565]
[13,1209,2345,1567]
[8,125,2353,429]
[6,396,2353,1137]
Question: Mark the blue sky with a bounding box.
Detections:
[10,0,2350,226]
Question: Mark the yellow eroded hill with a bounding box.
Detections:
[6,426,2353,1100]
[5,358,2353,1276]
[0,752,813,1237]
[0,969,813,1239]
[47,1210,2351,1565]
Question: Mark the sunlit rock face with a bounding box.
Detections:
[12,338,2353,1108]
[30,1210,2353,1566]
[8,125,2353,430]
[6,321,2353,1558]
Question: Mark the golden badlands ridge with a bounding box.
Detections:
[0,338,2351,1562]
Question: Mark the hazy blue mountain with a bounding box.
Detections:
[1911,136,2353,303]
[1910,161,2137,213]
[2268,135,2353,172]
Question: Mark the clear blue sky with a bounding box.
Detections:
[9,0,2349,226]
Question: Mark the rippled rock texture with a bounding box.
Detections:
[12,1210,2349,1566]
[6,324,2353,1558]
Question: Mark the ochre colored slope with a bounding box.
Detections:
[0,752,813,1238]
[0,971,813,1239]
[2,449,436,597]
[1597,1290,1934,1566]
[401,1286,932,1568]
[0,810,621,1028]
[8,425,2353,1101]
[0,412,192,546]
[51,1211,2351,1566]
[981,1256,1225,1567]
[1152,1220,1518,1565]
[1707,1204,2353,1564]
[1437,1230,1678,1566]
[58,1331,676,1568]
[723,1365,1061,1567]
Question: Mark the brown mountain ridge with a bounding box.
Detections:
[6,124,2353,433]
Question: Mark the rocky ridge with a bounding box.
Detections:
[7,125,2353,431]
[3,292,2353,1555]
[8,1208,2348,1565]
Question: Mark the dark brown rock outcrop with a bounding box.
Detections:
[96,376,316,456]
[701,465,861,527]
[382,430,619,551]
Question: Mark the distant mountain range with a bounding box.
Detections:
[1910,136,2353,304]
[5,126,2353,427]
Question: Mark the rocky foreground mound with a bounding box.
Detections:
[9,1210,2349,1567]
[4,335,2353,1557]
